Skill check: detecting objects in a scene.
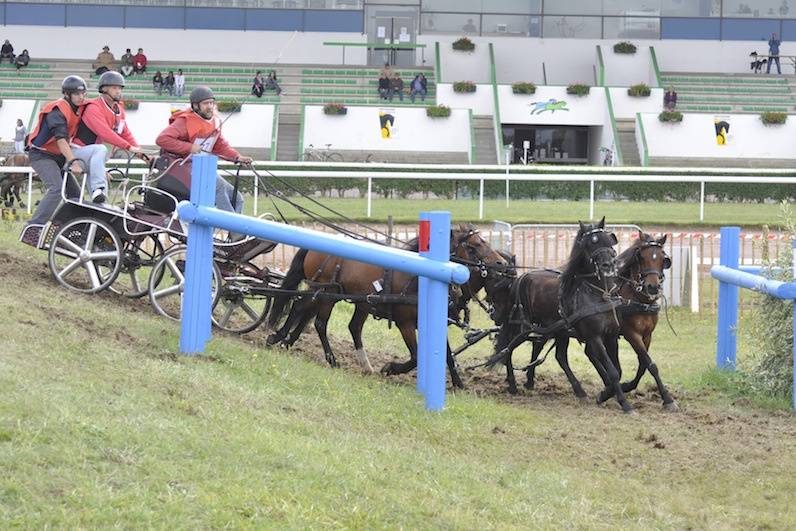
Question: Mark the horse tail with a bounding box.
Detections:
[267,248,309,329]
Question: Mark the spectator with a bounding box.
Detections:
[389,74,404,102]
[462,18,477,33]
[663,85,677,110]
[378,74,390,100]
[767,32,782,74]
[93,45,114,75]
[0,40,14,63]
[251,70,265,98]
[14,119,26,153]
[14,49,29,71]
[265,70,283,96]
[380,62,394,79]
[120,48,134,77]
[175,68,185,97]
[164,70,175,96]
[410,73,427,103]
[152,71,163,96]
[133,48,147,75]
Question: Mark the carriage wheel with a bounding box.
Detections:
[326,152,344,163]
[110,234,166,298]
[212,277,273,334]
[48,217,122,294]
[148,245,221,321]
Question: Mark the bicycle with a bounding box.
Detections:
[301,143,343,163]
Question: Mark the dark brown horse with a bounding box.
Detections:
[266,224,505,387]
[1,153,32,208]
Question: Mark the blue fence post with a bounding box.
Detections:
[716,226,740,370]
[421,211,451,412]
[417,212,429,397]
[179,154,217,355]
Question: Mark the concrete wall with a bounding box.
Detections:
[302,105,470,154]
[609,87,665,120]
[436,83,494,115]
[420,35,492,84]
[499,85,606,126]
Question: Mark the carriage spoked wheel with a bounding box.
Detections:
[48,217,122,294]
[110,234,166,298]
[148,245,221,321]
[212,275,274,334]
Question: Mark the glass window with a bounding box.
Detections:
[603,16,660,38]
[603,0,661,16]
[542,15,602,38]
[421,13,480,34]
[422,0,481,12]
[662,0,721,17]
[543,0,602,15]
[482,0,541,14]
[482,14,540,36]
[365,0,418,4]
[723,0,791,18]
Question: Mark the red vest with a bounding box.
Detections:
[28,98,83,155]
[172,109,221,152]
[74,96,128,147]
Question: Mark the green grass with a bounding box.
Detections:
[1,220,795,528]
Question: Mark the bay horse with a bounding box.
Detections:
[1,153,32,208]
[265,224,505,388]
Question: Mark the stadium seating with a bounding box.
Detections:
[660,72,796,113]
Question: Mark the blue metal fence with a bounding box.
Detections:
[711,226,796,409]
[177,154,469,411]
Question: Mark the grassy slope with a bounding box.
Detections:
[1,221,795,528]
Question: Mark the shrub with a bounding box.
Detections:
[452,37,475,52]
[426,105,451,118]
[761,111,787,125]
[658,110,683,123]
[627,83,651,97]
[453,81,477,93]
[511,82,537,95]
[614,41,637,54]
[123,99,139,111]
[566,84,590,96]
[217,100,242,113]
[323,102,347,115]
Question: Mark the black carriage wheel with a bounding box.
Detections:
[148,245,221,322]
[48,217,122,294]
[212,279,273,334]
[110,234,166,298]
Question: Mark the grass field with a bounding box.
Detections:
[1,219,795,528]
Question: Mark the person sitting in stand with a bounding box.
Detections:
[155,86,253,214]
[0,40,15,63]
[120,48,134,77]
[133,48,147,75]
[251,71,265,98]
[164,71,176,97]
[389,74,404,102]
[663,85,677,111]
[409,73,427,103]
[14,49,29,71]
[378,74,390,100]
[93,45,114,75]
[152,70,163,95]
[265,70,283,95]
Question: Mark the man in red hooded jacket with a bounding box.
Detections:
[155,86,252,213]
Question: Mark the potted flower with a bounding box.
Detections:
[511,82,537,95]
[627,83,651,97]
[453,81,476,93]
[426,105,451,118]
[217,100,242,113]
[452,37,475,52]
[658,111,683,123]
[614,41,637,54]
[123,99,139,111]
[761,111,787,125]
[323,102,348,115]
[566,84,590,96]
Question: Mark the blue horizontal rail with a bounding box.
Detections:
[711,265,796,299]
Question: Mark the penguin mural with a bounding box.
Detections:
[714,119,730,145]
[379,112,395,139]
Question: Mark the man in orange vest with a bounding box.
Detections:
[20,75,87,246]
[156,86,253,213]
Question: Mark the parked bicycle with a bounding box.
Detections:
[302,143,343,163]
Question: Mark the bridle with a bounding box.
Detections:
[625,240,671,300]
[576,227,618,283]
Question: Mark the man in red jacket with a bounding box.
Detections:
[156,85,252,213]
[72,70,142,203]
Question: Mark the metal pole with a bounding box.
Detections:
[716,226,740,370]
[505,157,510,208]
[700,181,705,221]
[479,178,484,220]
[253,172,259,217]
[367,176,372,218]
[417,212,429,397]
[589,179,595,220]
[27,170,33,214]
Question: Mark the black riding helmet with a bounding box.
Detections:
[61,75,87,96]
[190,86,215,105]
[97,70,125,93]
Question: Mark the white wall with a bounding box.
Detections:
[609,87,664,120]
[601,44,656,87]
[2,26,366,65]
[640,112,796,161]
[0,99,37,136]
[125,102,274,149]
[303,105,470,154]
[419,35,491,84]
[435,83,494,115]
[498,85,606,126]
[653,40,793,75]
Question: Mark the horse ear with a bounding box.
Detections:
[638,229,644,241]
[609,232,618,245]
[657,234,668,245]
[598,216,606,229]
[578,220,586,232]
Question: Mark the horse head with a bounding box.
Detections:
[625,231,670,300]
[450,223,506,286]
[572,216,619,282]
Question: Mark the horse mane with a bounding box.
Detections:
[559,230,589,303]
[616,237,644,278]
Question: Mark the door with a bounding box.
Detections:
[366,6,419,67]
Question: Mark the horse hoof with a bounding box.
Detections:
[663,401,680,412]
[508,386,518,396]
[623,407,638,416]
[524,381,535,391]
[577,395,590,404]
[380,363,395,376]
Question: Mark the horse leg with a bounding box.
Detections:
[589,337,634,413]
[523,339,545,391]
[446,342,464,389]
[12,183,23,207]
[266,296,309,346]
[313,301,338,368]
[554,335,588,400]
[348,304,374,373]
[619,331,678,411]
[380,322,418,376]
[283,304,317,348]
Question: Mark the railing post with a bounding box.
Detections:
[367,176,372,218]
[589,180,595,220]
[699,181,705,222]
[27,169,33,215]
[179,154,217,355]
[478,178,484,220]
[253,172,259,217]
[716,226,740,370]
[418,211,451,411]
[417,213,429,397]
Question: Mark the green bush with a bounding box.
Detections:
[323,102,347,115]
[613,41,637,54]
[426,105,451,118]
[511,82,537,95]
[453,81,477,93]
[566,84,590,96]
[627,83,651,97]
[761,111,787,125]
[658,110,683,123]
[217,100,242,113]
[123,99,139,111]
[452,37,475,51]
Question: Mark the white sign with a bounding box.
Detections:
[399,33,411,43]
[377,26,386,38]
